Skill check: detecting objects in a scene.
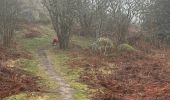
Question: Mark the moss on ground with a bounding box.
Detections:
[117,43,137,53]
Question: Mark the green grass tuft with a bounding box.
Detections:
[117,43,137,53]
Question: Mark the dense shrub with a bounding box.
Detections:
[91,37,115,55]
[117,44,136,53]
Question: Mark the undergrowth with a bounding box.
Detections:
[5,24,60,100]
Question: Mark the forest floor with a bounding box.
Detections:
[70,48,170,100]
[3,23,89,100]
[1,23,170,100]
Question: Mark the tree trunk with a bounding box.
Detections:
[59,36,69,49]
[57,31,70,49]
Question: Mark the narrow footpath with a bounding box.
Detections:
[38,48,74,100]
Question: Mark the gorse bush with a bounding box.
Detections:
[117,44,136,53]
[91,37,115,55]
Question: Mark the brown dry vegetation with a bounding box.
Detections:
[68,47,170,100]
[0,47,40,99]
[17,23,45,38]
[0,47,32,61]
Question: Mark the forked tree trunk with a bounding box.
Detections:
[43,0,74,49]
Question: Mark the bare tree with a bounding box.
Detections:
[75,0,95,36]
[18,0,49,23]
[107,0,144,44]
[43,0,76,49]
[0,0,20,47]
[143,0,170,45]
[75,0,109,37]
[94,0,110,38]
[75,0,146,44]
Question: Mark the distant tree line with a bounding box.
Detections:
[0,0,169,48]
[43,0,149,49]
[0,0,20,47]
[142,0,170,45]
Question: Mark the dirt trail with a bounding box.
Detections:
[37,48,73,100]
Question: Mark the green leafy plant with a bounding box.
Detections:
[117,44,136,53]
[91,37,115,55]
